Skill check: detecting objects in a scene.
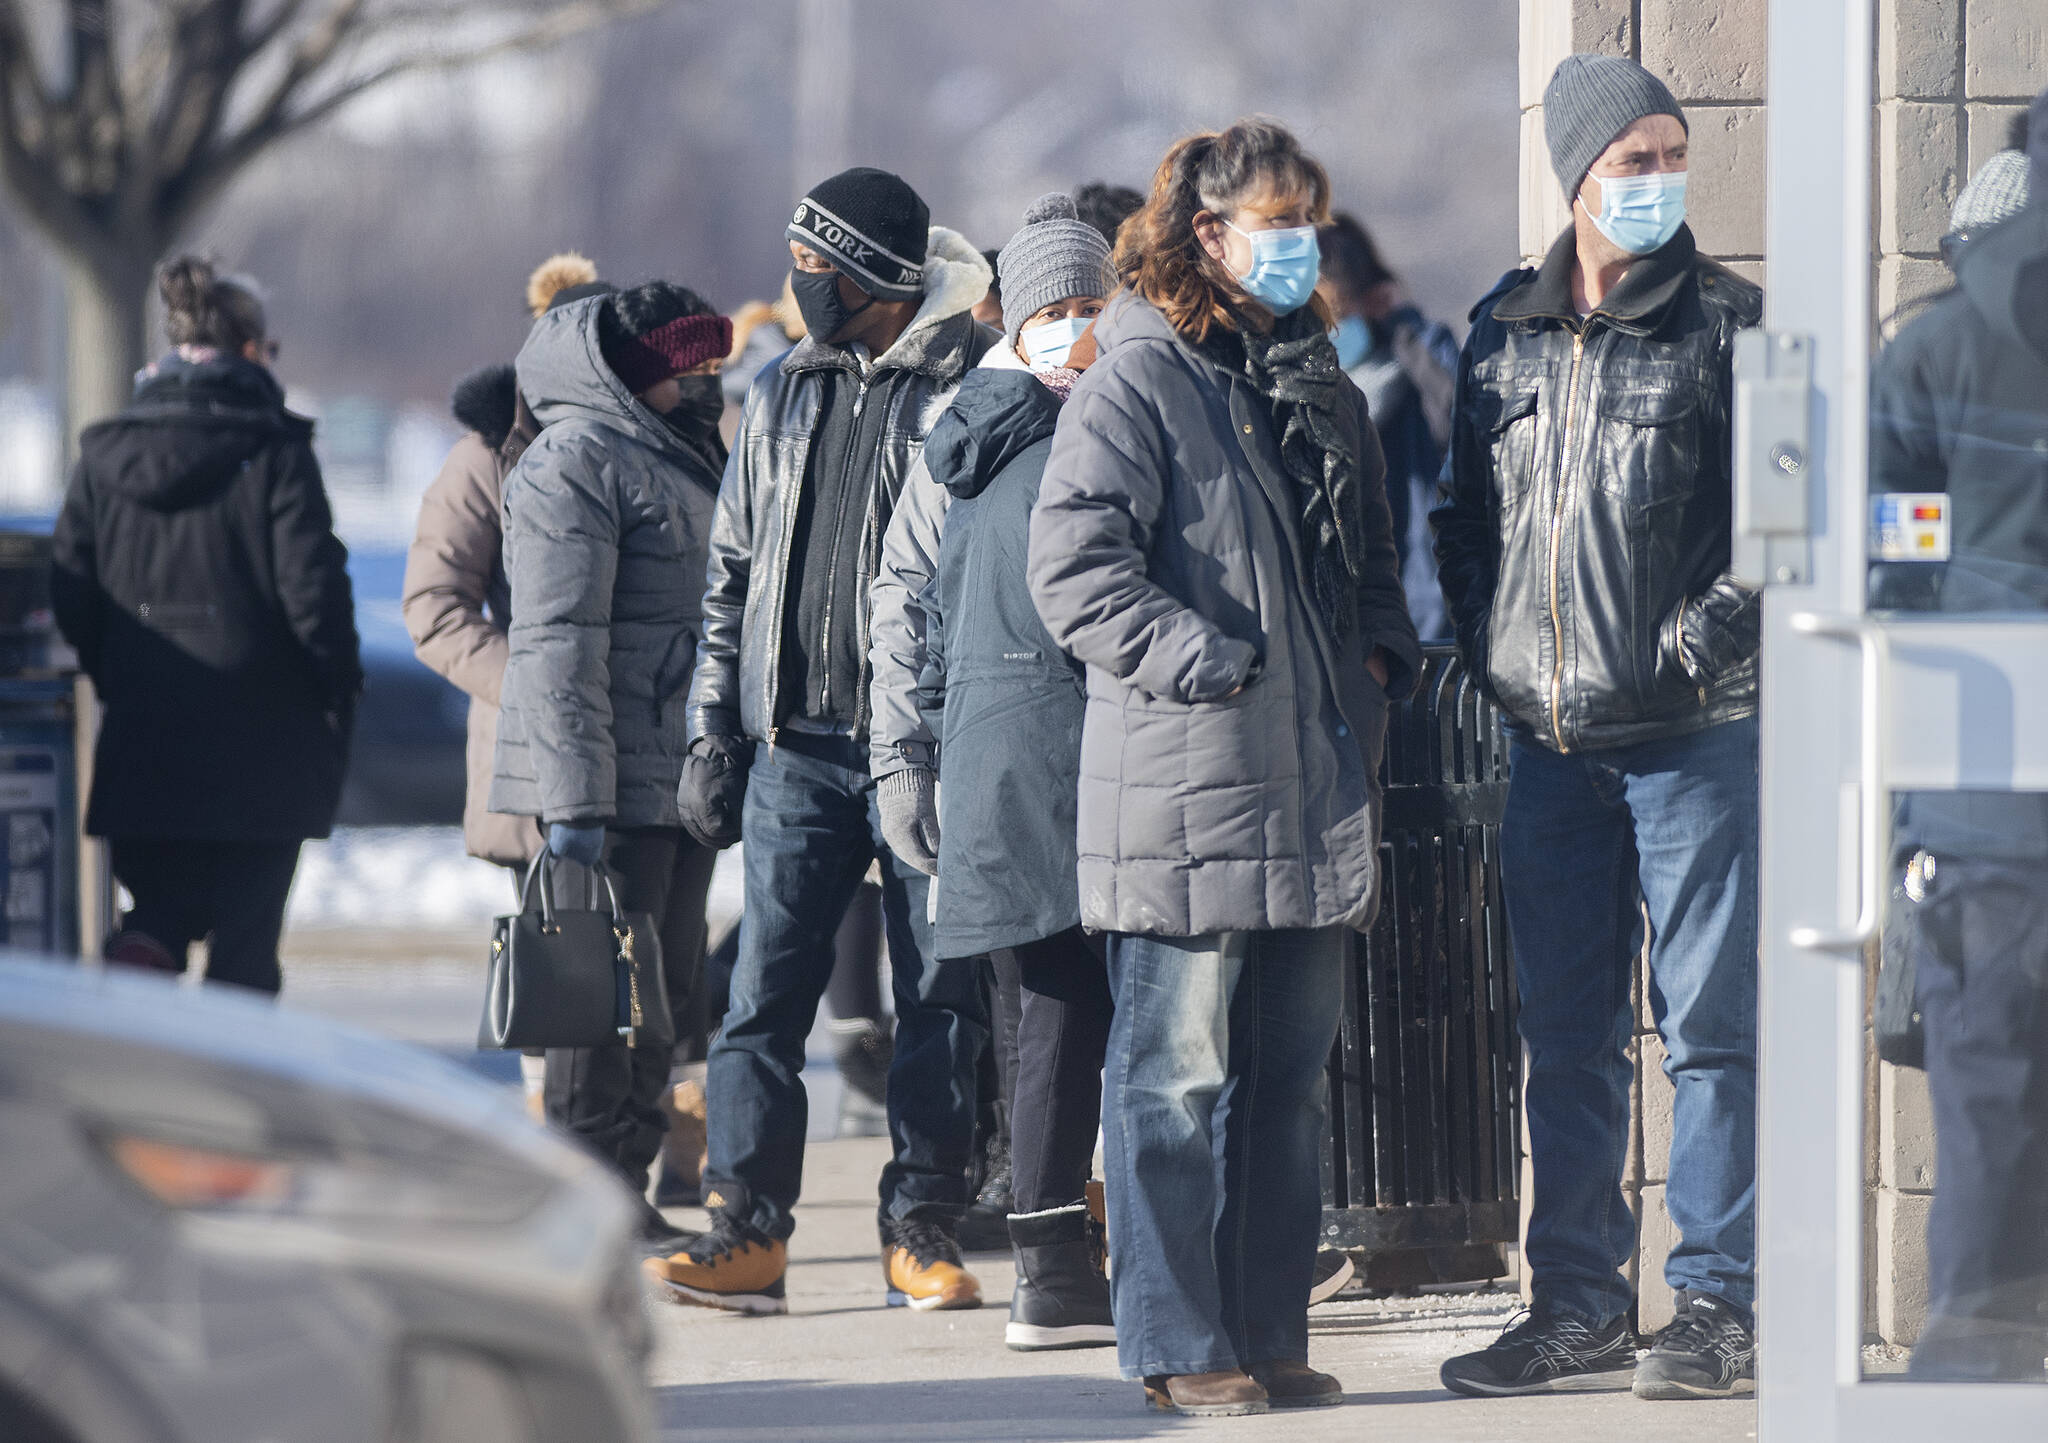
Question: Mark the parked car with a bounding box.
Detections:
[335,547,468,828]
[0,958,654,1443]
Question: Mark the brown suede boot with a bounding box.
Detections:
[1250,1359,1343,1408]
[1141,1371,1269,1416]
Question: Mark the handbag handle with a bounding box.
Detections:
[517,840,628,934]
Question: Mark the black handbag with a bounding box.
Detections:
[477,847,673,1052]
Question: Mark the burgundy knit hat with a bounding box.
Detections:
[606,312,733,394]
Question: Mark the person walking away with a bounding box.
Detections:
[405,253,609,1116]
[53,258,359,994]
[1866,90,2048,1381]
[1029,119,1420,1416]
[869,192,1120,1350]
[491,281,730,1246]
[1433,54,1764,1401]
[662,167,995,1316]
[1316,213,1459,640]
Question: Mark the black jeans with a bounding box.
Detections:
[705,733,986,1238]
[110,839,302,994]
[999,927,1111,1213]
[544,828,716,1190]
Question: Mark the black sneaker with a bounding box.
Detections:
[1309,1248,1356,1307]
[1440,1306,1637,1396]
[1633,1292,1755,1399]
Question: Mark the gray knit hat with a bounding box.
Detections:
[1544,53,1688,199]
[996,193,1117,343]
[1950,150,2031,234]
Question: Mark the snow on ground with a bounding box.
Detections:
[287,825,746,933]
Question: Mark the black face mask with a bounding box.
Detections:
[659,373,725,443]
[789,266,873,343]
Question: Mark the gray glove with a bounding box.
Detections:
[877,767,940,876]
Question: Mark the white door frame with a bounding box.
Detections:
[1756,0,2048,1437]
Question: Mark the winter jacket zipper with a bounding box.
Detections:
[1545,328,1588,753]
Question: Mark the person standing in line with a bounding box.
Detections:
[1867,90,2048,1382]
[661,168,994,1316]
[1316,213,1460,640]
[54,257,359,994]
[1433,54,1764,1400]
[1071,181,1145,246]
[1028,119,1420,1416]
[491,281,731,1246]
[869,192,1120,1352]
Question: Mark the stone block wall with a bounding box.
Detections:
[1516,0,2045,1347]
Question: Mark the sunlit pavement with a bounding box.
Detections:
[644,1134,1757,1443]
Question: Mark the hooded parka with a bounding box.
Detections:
[1027,294,1421,938]
[491,297,724,827]
[53,355,361,841]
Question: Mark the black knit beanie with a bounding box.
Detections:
[788,167,930,302]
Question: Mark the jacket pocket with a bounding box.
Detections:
[1596,384,1702,506]
[1473,384,1541,513]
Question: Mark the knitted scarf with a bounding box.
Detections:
[1206,308,1365,635]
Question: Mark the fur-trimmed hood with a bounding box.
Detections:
[782,226,994,381]
[451,363,518,450]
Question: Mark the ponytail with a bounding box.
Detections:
[157,255,267,353]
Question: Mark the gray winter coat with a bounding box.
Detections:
[1027,294,1422,937]
[491,298,724,827]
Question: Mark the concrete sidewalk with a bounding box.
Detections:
[645,1136,1757,1443]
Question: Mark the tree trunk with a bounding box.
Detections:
[62,251,152,457]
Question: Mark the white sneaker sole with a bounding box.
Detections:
[1004,1320,1117,1350]
[655,1279,787,1316]
[1632,1372,1756,1400]
[1308,1252,1356,1307]
[885,1289,982,1311]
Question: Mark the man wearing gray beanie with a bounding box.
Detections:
[1868,82,2048,1382]
[1436,52,1765,1403]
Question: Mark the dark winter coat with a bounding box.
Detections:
[686,229,995,746]
[1027,294,1422,938]
[53,354,361,842]
[1433,225,1763,754]
[1876,202,2048,863]
[900,359,1085,957]
[491,298,724,828]
[402,365,542,865]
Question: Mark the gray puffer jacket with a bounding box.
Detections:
[687,228,994,745]
[1027,294,1422,937]
[491,297,724,827]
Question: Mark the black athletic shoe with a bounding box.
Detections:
[1309,1248,1356,1307]
[1633,1292,1755,1399]
[1440,1306,1637,1396]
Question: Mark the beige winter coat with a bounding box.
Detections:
[403,410,543,867]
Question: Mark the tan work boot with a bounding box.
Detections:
[881,1218,982,1311]
[1142,1371,1269,1416]
[643,1215,787,1316]
[1250,1359,1344,1408]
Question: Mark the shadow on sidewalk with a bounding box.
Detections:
[655,1375,1195,1440]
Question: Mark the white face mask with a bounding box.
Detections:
[1020,314,1091,371]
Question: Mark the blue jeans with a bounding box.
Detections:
[1502,716,1759,1325]
[704,734,987,1239]
[1102,928,1345,1381]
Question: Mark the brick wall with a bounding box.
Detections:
[1516,0,2045,1346]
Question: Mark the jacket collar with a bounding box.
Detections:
[1493,223,1700,335]
[782,225,995,382]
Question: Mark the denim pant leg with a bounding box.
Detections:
[704,744,872,1238]
[1220,927,1347,1368]
[1501,736,1641,1327]
[867,788,986,1227]
[1625,717,1759,1318]
[1009,927,1112,1213]
[1103,932,1241,1380]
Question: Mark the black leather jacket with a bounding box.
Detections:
[687,305,994,746]
[1433,225,1763,753]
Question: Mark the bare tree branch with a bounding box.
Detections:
[242,0,313,54]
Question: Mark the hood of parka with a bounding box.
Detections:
[515,294,706,466]
[1957,201,2048,366]
[926,365,1063,501]
[77,355,303,512]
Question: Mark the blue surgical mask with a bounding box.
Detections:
[1588,171,1688,256]
[1020,314,1090,371]
[1223,220,1321,315]
[1330,313,1375,369]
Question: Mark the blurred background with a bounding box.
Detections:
[0,0,1516,1008]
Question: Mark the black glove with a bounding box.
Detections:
[679,734,752,850]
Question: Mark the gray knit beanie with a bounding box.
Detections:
[1950,150,2031,234]
[1544,53,1688,200]
[996,193,1117,344]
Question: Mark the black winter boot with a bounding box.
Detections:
[955,1135,1014,1252]
[1005,1203,1116,1351]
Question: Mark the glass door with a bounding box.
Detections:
[1756,0,2048,1437]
